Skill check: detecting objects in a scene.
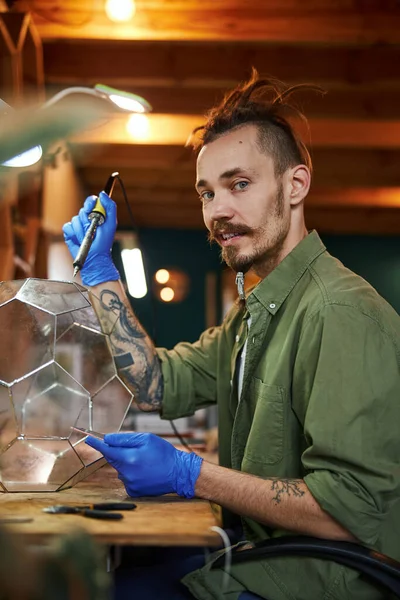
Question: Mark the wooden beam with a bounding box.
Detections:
[76,148,400,190]
[33,2,400,43]
[71,113,400,148]
[43,41,400,87]
[46,83,400,120]
[71,144,195,169]
[304,207,400,235]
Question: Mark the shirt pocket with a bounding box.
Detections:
[243,378,285,465]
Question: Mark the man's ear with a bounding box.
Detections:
[288,165,310,206]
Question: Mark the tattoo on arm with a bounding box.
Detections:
[98,289,164,411]
[270,479,305,504]
[100,290,146,339]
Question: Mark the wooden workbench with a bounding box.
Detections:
[0,464,221,547]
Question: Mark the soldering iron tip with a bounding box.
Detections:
[73,266,79,279]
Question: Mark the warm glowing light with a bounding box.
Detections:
[160,287,174,302]
[105,0,136,22]
[155,269,170,284]
[109,94,146,113]
[2,145,42,168]
[126,113,150,140]
[121,248,147,298]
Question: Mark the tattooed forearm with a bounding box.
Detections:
[91,287,164,411]
[195,463,355,541]
[270,479,305,504]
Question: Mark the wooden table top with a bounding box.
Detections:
[0,464,221,547]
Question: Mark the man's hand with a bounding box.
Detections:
[62,192,120,287]
[86,432,203,498]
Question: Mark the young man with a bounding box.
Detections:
[63,73,400,600]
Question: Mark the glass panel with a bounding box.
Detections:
[59,457,106,490]
[0,280,26,306]
[17,279,90,315]
[8,376,31,434]
[0,384,17,450]
[56,325,116,395]
[92,376,133,433]
[0,438,83,492]
[73,282,87,293]
[55,312,75,340]
[89,293,119,335]
[11,362,90,438]
[70,432,104,466]
[0,300,55,385]
[69,306,102,333]
[56,308,102,341]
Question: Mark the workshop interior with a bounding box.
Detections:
[0,0,399,598]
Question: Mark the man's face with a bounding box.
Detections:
[196,124,291,275]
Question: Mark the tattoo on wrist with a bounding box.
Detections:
[270,479,305,504]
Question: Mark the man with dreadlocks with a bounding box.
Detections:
[63,71,400,600]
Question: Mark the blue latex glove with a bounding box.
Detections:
[62,192,120,287]
[86,432,203,498]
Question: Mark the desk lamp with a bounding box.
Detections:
[0,84,151,167]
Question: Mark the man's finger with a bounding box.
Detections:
[99,191,117,222]
[82,195,98,214]
[70,214,86,244]
[104,432,147,448]
[85,436,128,462]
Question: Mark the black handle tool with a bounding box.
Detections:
[43,502,136,520]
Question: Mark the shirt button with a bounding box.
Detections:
[269,303,276,309]
[235,334,240,342]
[252,336,256,344]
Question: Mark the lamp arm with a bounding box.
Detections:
[42,87,108,108]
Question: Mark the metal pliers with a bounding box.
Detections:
[43,502,136,520]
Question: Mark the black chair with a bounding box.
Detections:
[212,536,400,597]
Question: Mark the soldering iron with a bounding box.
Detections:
[72,171,119,278]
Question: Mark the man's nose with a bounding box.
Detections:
[207,192,235,222]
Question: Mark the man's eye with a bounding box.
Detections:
[200,191,214,202]
[233,181,248,191]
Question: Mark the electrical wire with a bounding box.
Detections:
[113,173,195,453]
[209,526,232,591]
[169,418,192,451]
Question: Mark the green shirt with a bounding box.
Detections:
[157,231,400,600]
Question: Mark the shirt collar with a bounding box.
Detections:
[246,230,326,315]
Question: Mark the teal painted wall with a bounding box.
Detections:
[115,228,222,349]
[321,235,400,315]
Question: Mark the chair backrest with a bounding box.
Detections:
[212,536,400,598]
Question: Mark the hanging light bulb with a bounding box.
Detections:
[105,0,136,22]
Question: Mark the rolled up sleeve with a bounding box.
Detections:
[294,303,400,546]
[156,325,221,421]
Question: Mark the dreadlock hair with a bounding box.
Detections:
[191,68,325,178]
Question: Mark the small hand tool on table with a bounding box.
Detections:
[43,502,136,520]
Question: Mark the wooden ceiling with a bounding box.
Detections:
[10,0,400,232]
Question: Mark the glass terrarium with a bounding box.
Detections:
[0,278,133,492]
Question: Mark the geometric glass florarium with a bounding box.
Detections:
[0,278,133,492]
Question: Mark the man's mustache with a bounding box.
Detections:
[208,222,252,242]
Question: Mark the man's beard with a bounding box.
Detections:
[209,182,288,274]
